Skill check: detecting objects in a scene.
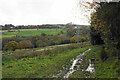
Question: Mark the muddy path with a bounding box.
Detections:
[51,48,93,78]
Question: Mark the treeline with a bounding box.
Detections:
[0,24,61,30]
[90,2,120,60]
[0,24,86,30]
[1,27,90,51]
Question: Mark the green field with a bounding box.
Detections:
[1,29,65,38]
[2,42,92,78]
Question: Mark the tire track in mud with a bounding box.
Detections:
[51,48,92,78]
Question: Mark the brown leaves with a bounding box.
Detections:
[4,41,19,51]
[19,40,33,49]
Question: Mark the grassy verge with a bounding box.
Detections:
[2,42,91,61]
[2,42,92,78]
[70,45,118,78]
[2,43,71,54]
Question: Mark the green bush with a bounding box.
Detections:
[100,46,108,62]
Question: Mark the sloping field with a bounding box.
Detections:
[2,42,92,78]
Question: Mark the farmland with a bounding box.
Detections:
[1,29,66,38]
[1,23,119,78]
[2,42,92,78]
[1,1,120,79]
[2,41,119,78]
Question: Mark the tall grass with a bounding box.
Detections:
[3,42,91,61]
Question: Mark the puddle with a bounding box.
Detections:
[63,48,92,78]
[86,59,95,73]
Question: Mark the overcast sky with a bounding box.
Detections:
[0,0,91,25]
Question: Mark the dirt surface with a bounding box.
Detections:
[50,48,94,78]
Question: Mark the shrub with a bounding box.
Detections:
[36,40,48,47]
[4,41,19,51]
[19,40,33,49]
[70,35,77,43]
[41,33,46,37]
[100,46,108,62]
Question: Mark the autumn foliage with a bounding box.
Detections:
[2,25,90,51]
[90,2,120,59]
[70,35,77,43]
[19,40,33,49]
[4,41,19,51]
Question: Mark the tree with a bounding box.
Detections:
[90,2,120,58]
[4,41,19,51]
[41,33,46,37]
[90,10,104,45]
[70,35,77,43]
[66,28,76,37]
[36,40,47,47]
[30,36,40,48]
[19,40,33,49]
